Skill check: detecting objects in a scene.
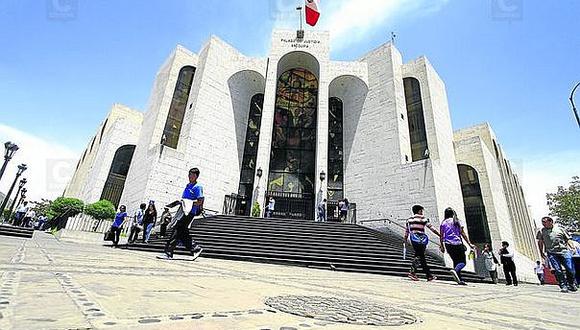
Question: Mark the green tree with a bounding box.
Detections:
[251,202,261,218]
[47,197,84,230]
[31,199,53,218]
[547,176,580,232]
[84,200,116,231]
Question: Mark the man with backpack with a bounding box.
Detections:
[404,205,441,281]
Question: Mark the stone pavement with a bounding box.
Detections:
[0,233,578,330]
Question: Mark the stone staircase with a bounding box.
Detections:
[0,224,34,239]
[122,215,487,283]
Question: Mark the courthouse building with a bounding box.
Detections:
[64,30,539,279]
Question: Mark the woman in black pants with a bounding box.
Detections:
[439,208,475,285]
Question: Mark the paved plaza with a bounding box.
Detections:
[0,233,578,330]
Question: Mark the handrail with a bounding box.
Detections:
[359,217,443,248]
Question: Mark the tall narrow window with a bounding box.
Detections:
[457,164,491,244]
[328,97,344,201]
[403,77,428,161]
[237,94,264,200]
[100,145,136,208]
[162,66,195,149]
[268,68,318,196]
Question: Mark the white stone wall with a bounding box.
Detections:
[64,104,143,205]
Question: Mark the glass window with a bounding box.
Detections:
[457,164,491,244]
[268,68,318,195]
[161,66,195,149]
[100,145,136,208]
[237,94,264,200]
[328,97,344,200]
[403,78,428,161]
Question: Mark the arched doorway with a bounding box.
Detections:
[100,145,136,208]
[457,164,491,244]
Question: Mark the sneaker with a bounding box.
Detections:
[191,247,204,261]
[458,281,467,286]
[560,287,569,293]
[407,273,419,281]
[568,285,578,292]
[156,253,173,260]
[427,276,437,282]
[450,270,461,284]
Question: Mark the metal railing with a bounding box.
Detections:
[325,201,357,223]
[359,217,442,247]
[265,191,314,220]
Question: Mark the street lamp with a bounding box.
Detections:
[319,170,326,182]
[569,82,580,128]
[16,188,27,210]
[256,167,263,179]
[6,178,27,224]
[0,141,19,183]
[0,164,27,221]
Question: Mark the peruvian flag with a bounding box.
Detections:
[305,0,320,26]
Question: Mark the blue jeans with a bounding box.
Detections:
[547,251,576,289]
[144,223,154,242]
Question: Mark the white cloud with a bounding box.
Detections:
[272,0,449,50]
[0,124,80,205]
[517,150,580,226]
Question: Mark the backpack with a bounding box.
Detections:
[407,222,429,245]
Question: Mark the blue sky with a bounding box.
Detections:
[0,0,579,220]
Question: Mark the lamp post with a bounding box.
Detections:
[319,170,326,183]
[569,82,580,128]
[0,164,27,221]
[0,142,19,183]
[15,188,27,211]
[6,178,27,224]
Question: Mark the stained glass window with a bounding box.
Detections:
[403,78,428,161]
[328,97,344,200]
[162,66,195,149]
[237,94,264,199]
[268,68,318,195]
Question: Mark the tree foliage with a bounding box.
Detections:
[48,197,84,219]
[251,202,261,218]
[31,199,53,218]
[84,200,116,220]
[547,176,580,232]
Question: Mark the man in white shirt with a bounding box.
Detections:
[14,201,29,226]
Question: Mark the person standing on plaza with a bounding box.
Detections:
[158,167,204,260]
[537,216,577,293]
[499,241,518,286]
[534,260,545,285]
[128,203,145,244]
[482,243,500,284]
[404,205,440,282]
[159,207,171,238]
[22,207,36,228]
[13,201,29,226]
[142,201,157,244]
[339,198,349,222]
[111,205,128,248]
[439,207,475,285]
[317,198,326,222]
[265,196,275,218]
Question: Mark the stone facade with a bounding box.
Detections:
[64,30,538,279]
[64,104,143,204]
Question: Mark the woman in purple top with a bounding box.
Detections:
[439,207,475,285]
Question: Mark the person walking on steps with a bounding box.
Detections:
[158,167,204,260]
[142,201,157,244]
[159,207,171,238]
[439,207,475,285]
[111,205,128,248]
[482,243,500,284]
[404,204,441,282]
[128,203,145,244]
[499,241,518,286]
[317,198,327,222]
[537,216,577,293]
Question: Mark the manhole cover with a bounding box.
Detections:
[265,296,417,326]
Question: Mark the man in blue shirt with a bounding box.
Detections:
[159,167,204,260]
[111,205,128,247]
